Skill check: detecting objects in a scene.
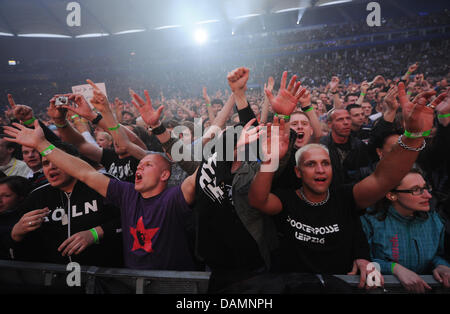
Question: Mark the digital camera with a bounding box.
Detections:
[55,96,68,106]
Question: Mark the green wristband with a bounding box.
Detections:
[108,124,120,131]
[54,121,68,128]
[360,92,366,97]
[407,71,412,75]
[23,117,36,126]
[438,113,450,118]
[71,114,79,120]
[404,129,431,138]
[40,144,55,157]
[302,105,314,112]
[391,262,396,274]
[89,228,99,244]
[206,103,211,107]
[274,113,290,120]
[407,91,412,95]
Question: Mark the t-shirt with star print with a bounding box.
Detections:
[106,178,198,271]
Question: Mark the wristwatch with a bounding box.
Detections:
[91,113,103,125]
[149,123,166,135]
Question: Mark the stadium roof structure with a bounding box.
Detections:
[0,0,360,38]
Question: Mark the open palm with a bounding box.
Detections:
[130,89,164,127]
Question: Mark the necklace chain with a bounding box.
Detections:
[299,187,330,206]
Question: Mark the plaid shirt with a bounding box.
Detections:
[361,206,450,274]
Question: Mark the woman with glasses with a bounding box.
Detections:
[361,168,450,293]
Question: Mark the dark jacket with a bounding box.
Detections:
[11,180,123,267]
[320,133,372,186]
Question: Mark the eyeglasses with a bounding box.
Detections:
[392,185,432,196]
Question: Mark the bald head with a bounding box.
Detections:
[151,153,171,173]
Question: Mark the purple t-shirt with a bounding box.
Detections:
[106,179,197,270]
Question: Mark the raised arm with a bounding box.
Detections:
[47,96,103,163]
[298,89,322,143]
[202,87,216,122]
[382,85,401,123]
[248,117,290,215]
[228,67,250,111]
[436,89,450,127]
[356,81,369,105]
[260,76,274,124]
[202,93,235,145]
[353,83,437,209]
[401,62,419,83]
[84,80,147,160]
[180,167,199,205]
[3,121,110,197]
[328,76,343,109]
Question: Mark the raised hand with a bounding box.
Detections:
[408,62,419,74]
[265,71,306,116]
[264,76,275,93]
[47,95,68,122]
[414,73,424,84]
[114,97,124,109]
[299,89,311,109]
[398,82,436,133]
[8,94,33,122]
[130,89,164,127]
[329,76,340,91]
[260,116,290,164]
[371,75,386,87]
[435,89,450,113]
[236,118,262,151]
[86,79,110,113]
[360,81,370,94]
[2,120,45,149]
[227,67,249,93]
[202,86,211,105]
[383,85,400,112]
[63,94,97,121]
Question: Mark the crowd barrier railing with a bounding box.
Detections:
[0,259,448,294]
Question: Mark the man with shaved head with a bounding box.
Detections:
[320,108,372,185]
[249,83,438,288]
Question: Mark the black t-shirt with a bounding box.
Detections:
[101,148,140,183]
[272,148,302,190]
[272,184,370,274]
[194,153,264,271]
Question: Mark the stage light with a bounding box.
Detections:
[194,29,208,44]
[18,33,72,38]
[75,33,109,38]
[113,29,146,35]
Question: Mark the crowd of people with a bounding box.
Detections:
[0,51,449,294]
[2,10,449,112]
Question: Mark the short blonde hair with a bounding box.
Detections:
[295,143,329,167]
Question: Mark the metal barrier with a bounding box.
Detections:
[0,260,448,294]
